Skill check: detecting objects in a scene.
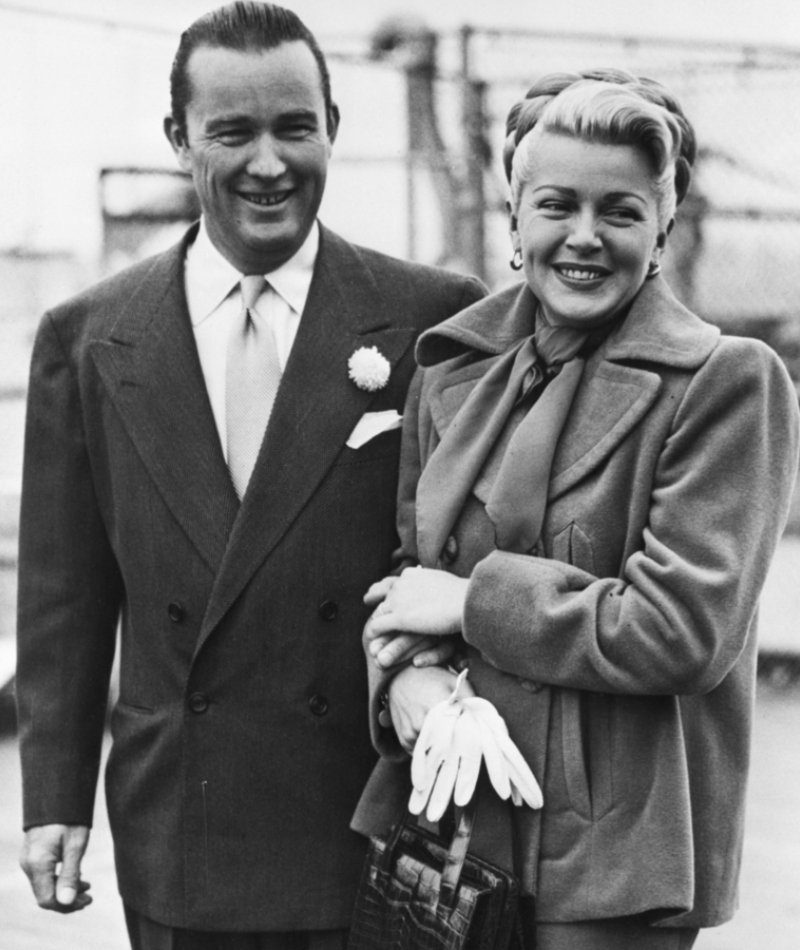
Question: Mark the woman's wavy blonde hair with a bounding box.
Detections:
[505,69,696,229]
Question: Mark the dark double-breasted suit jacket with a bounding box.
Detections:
[15,223,486,931]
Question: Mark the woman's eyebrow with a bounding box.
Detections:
[603,190,648,203]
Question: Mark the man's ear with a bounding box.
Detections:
[327,102,341,146]
[163,116,192,173]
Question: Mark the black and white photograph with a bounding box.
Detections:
[1,2,799,949]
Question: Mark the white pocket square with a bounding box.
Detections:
[346,410,402,449]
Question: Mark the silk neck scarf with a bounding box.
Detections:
[417,307,613,563]
[485,311,612,553]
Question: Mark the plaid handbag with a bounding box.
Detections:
[348,797,524,950]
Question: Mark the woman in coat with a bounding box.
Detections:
[352,71,800,949]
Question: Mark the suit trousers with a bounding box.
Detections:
[124,906,348,950]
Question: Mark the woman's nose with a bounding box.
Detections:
[566,210,602,251]
[247,135,286,177]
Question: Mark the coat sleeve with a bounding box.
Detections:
[16,312,123,829]
[363,368,427,759]
[462,337,800,696]
[363,277,487,758]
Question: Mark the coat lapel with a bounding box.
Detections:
[548,360,662,501]
[549,278,720,501]
[89,231,238,573]
[196,229,415,649]
[414,285,540,562]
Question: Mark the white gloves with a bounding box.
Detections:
[409,670,544,822]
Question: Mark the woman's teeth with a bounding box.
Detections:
[560,267,604,281]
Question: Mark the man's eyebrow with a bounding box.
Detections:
[276,108,320,122]
[205,114,252,130]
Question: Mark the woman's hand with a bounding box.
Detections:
[386,665,475,754]
[368,567,469,640]
[364,569,467,669]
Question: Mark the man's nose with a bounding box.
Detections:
[566,209,602,251]
[247,135,286,177]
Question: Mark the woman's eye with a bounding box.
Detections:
[605,207,639,223]
[539,200,570,215]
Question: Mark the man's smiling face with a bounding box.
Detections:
[166,41,338,274]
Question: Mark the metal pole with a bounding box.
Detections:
[460,26,487,282]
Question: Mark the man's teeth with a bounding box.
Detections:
[241,192,288,206]
[561,267,603,281]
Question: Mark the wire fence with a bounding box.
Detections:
[334,24,800,384]
[1,11,800,382]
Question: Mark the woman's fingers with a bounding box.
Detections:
[411,638,458,668]
[368,568,469,639]
[373,634,435,669]
[363,575,398,606]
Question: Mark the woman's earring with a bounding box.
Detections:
[646,259,662,279]
[510,248,523,271]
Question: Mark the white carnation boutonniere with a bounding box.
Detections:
[348,346,391,392]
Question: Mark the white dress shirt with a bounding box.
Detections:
[184,219,319,458]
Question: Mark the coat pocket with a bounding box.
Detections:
[551,520,596,574]
[560,689,614,821]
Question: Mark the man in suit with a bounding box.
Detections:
[15,4,486,948]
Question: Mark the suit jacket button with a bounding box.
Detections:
[309,695,328,716]
[318,600,338,622]
[189,692,208,714]
[168,602,186,623]
[442,536,459,565]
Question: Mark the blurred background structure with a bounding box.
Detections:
[1,1,799,948]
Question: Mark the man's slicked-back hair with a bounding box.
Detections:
[170,1,335,135]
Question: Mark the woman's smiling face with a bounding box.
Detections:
[513,132,667,328]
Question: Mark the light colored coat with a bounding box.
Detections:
[353,277,800,929]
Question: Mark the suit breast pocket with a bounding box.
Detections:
[335,426,402,466]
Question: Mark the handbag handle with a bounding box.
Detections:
[438,796,477,911]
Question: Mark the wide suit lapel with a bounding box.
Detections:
[195,228,416,652]
[417,277,719,561]
[89,228,239,574]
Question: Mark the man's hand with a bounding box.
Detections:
[387,665,474,754]
[365,625,458,671]
[20,824,92,913]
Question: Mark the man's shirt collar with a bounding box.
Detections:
[185,218,319,326]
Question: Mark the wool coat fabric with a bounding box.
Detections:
[352,277,800,929]
[15,223,486,932]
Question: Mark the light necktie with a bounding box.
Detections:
[226,275,281,499]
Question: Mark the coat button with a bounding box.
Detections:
[318,600,339,622]
[309,694,328,716]
[442,536,459,565]
[188,692,208,713]
[167,602,186,623]
[519,679,542,694]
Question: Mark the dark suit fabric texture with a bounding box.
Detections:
[15,223,486,932]
[352,278,800,931]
